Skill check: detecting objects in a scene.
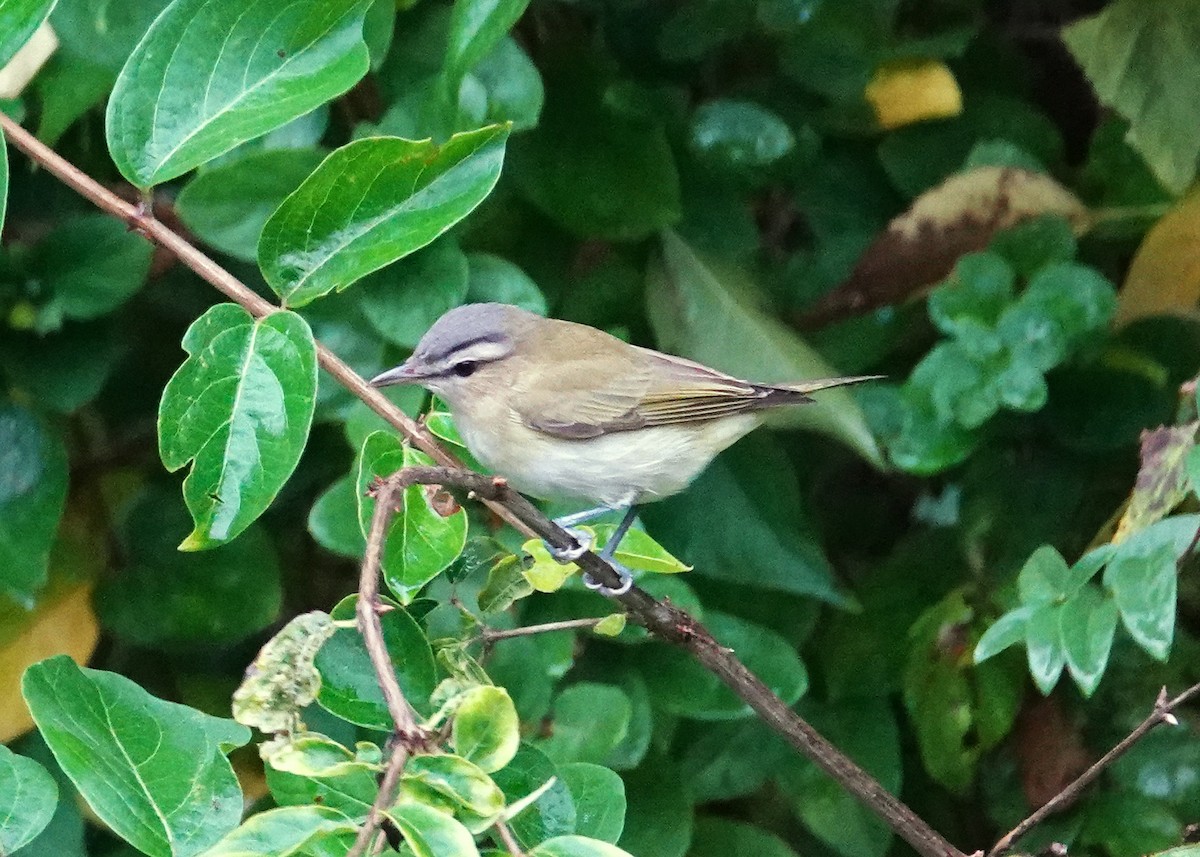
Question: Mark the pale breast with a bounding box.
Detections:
[455,405,759,507]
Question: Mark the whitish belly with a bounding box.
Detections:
[458,415,760,507]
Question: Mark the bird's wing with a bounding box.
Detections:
[510,333,816,439]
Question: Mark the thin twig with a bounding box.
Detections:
[347,742,410,857]
[346,479,430,857]
[989,681,1200,857]
[0,113,967,857]
[357,479,423,735]
[494,819,525,856]
[482,617,610,643]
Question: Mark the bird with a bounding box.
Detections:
[370,303,878,595]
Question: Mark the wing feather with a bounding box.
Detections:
[508,323,870,439]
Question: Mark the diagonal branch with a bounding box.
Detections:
[0,113,967,857]
[989,681,1200,857]
[378,468,967,857]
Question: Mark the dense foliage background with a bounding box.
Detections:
[3,0,1200,855]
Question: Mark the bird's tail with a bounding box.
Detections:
[751,374,883,407]
[774,375,885,395]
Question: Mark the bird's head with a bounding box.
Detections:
[369,303,540,405]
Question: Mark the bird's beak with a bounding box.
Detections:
[369,359,429,388]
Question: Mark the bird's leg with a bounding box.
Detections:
[546,505,611,562]
[582,505,637,597]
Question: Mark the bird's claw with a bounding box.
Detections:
[583,562,634,597]
[546,528,593,563]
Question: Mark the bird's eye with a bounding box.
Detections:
[452,360,479,378]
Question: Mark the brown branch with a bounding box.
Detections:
[0,112,532,540]
[494,819,525,856]
[383,468,968,857]
[989,682,1200,857]
[346,478,430,857]
[0,113,967,857]
[481,616,610,643]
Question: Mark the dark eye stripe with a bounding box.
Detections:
[425,333,507,364]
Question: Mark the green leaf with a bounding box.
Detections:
[308,475,367,559]
[106,0,373,187]
[928,253,1015,338]
[677,719,788,803]
[263,735,378,816]
[470,37,543,131]
[401,754,505,825]
[537,684,631,765]
[33,53,113,145]
[360,239,470,349]
[232,612,336,735]
[385,802,481,857]
[648,229,882,466]
[1059,586,1119,696]
[0,743,58,853]
[477,554,535,614]
[50,0,169,73]
[591,524,689,575]
[1064,0,1200,194]
[175,149,327,262]
[529,837,635,857]
[974,606,1032,662]
[0,0,56,67]
[1025,604,1067,694]
[0,322,124,414]
[194,805,357,856]
[158,304,318,549]
[22,655,251,857]
[355,433,468,601]
[688,818,799,857]
[31,215,154,323]
[640,434,843,603]
[616,758,691,857]
[259,126,509,307]
[1104,542,1177,662]
[689,99,795,170]
[558,764,626,844]
[466,253,547,314]
[508,57,680,240]
[0,403,68,605]
[97,489,282,645]
[444,0,531,88]
[452,685,520,773]
[776,699,899,857]
[491,745,575,849]
[3,731,84,857]
[638,612,807,720]
[1018,545,1075,603]
[315,594,438,727]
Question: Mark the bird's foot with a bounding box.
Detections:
[546,527,593,563]
[583,561,634,597]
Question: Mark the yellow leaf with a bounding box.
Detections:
[866,59,962,130]
[592,614,627,637]
[0,582,99,742]
[1114,423,1198,543]
[1114,191,1200,327]
[521,537,585,593]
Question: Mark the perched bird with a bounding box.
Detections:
[371,303,877,594]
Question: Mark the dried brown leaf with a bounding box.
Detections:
[797,167,1090,329]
